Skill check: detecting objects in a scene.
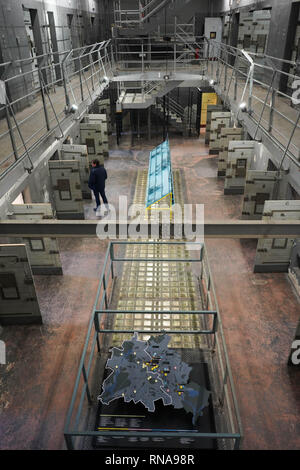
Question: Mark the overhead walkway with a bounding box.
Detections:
[0,36,300,208]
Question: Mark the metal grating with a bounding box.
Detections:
[132,168,184,221]
[112,169,203,348]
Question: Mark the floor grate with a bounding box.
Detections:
[110,169,204,349]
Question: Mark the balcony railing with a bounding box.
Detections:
[0,36,299,184]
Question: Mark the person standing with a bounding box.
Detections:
[88,159,109,212]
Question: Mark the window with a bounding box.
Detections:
[57,179,72,200]
[236,158,247,177]
[86,138,95,154]
[28,238,45,252]
[0,273,20,300]
[272,239,288,249]
[254,193,269,215]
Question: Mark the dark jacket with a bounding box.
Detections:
[88,166,107,191]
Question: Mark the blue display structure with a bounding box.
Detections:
[145,139,175,215]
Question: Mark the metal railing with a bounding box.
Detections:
[64,241,243,450]
[0,39,112,176]
[114,0,171,27]
[207,40,300,169]
[1,34,300,181]
[157,95,184,120]
[113,35,207,75]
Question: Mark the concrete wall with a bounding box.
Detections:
[214,0,296,62]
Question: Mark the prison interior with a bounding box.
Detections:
[0,0,299,452]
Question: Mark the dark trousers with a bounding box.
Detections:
[93,188,108,207]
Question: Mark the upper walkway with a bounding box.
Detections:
[0,36,299,199]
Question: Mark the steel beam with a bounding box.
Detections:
[0,220,299,239]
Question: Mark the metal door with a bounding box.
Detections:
[242,170,278,219]
[204,104,223,144]
[224,141,254,194]
[7,203,62,275]
[0,244,42,324]
[209,112,231,154]
[254,200,300,272]
[80,121,104,165]
[218,127,244,177]
[87,114,109,158]
[61,144,90,198]
[49,160,84,219]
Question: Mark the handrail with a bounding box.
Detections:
[207,39,300,170]
[157,95,184,119]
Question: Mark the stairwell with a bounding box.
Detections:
[114,0,200,36]
[117,79,183,109]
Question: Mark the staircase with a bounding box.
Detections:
[113,0,171,29]
[154,95,184,131]
[117,79,183,109]
[153,93,198,135]
[113,0,200,36]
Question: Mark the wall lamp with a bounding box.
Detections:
[68,104,79,114]
[239,102,248,112]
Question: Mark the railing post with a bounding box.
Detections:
[269,87,276,133]
[103,275,108,308]
[82,364,93,405]
[78,54,84,102]
[278,109,300,171]
[248,64,254,113]
[38,61,50,132]
[64,434,74,450]
[89,52,95,92]
[224,49,228,91]
[234,66,238,101]
[4,100,18,161]
[234,437,241,450]
[225,49,238,104]
[254,69,276,140]
[216,44,220,83]
[61,50,73,109]
[110,243,115,279]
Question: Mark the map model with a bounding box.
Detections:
[99,333,211,425]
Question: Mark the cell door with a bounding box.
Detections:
[0,244,42,324]
[49,160,84,219]
[254,200,300,272]
[243,35,251,49]
[8,203,62,275]
[61,144,90,198]
[236,159,247,177]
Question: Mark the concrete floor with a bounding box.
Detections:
[0,131,299,450]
